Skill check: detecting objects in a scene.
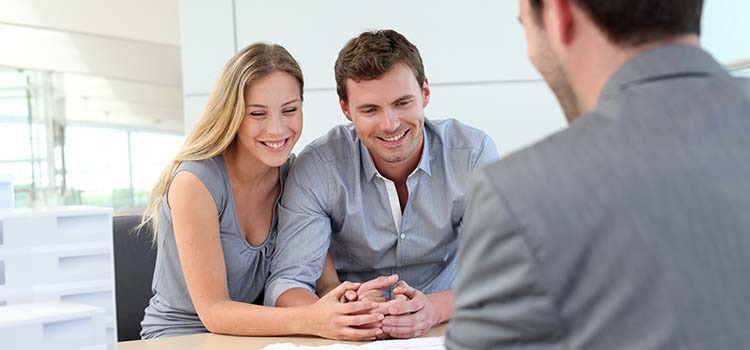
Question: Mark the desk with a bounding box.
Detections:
[119,324,447,350]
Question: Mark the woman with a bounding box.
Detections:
[139,43,384,340]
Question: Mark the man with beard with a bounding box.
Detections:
[448,0,750,349]
[267,29,499,339]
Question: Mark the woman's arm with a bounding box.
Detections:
[168,171,383,339]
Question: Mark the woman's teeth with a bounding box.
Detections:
[263,139,286,149]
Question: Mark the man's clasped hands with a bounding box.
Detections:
[309,274,442,341]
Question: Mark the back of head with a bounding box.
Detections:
[335,29,425,104]
[529,0,704,46]
[141,42,303,240]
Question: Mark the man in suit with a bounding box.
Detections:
[447,0,750,349]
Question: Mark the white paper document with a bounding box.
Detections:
[262,336,445,350]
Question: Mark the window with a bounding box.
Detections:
[63,126,183,210]
[0,67,184,210]
[129,131,183,208]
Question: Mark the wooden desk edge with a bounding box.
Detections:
[119,323,447,350]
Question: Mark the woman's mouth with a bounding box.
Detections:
[260,137,289,151]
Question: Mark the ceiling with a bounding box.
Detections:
[0,0,184,132]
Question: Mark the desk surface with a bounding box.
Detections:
[119,324,447,350]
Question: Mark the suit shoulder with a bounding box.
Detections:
[483,112,607,187]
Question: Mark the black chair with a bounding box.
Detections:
[113,214,156,341]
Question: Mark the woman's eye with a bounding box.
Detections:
[282,108,297,114]
[249,112,266,117]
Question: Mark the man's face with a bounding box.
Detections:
[519,0,581,120]
[341,63,429,169]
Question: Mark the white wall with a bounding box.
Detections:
[0,0,183,132]
[0,0,180,46]
[702,1,750,65]
[180,0,750,155]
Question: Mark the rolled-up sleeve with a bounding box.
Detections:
[446,167,564,350]
[264,147,332,306]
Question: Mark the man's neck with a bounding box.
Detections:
[567,34,701,121]
[372,139,424,185]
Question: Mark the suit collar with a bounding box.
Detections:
[599,45,730,104]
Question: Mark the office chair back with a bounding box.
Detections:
[113,214,156,341]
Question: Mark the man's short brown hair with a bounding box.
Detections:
[335,29,425,104]
[529,0,704,46]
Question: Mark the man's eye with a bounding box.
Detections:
[396,100,410,107]
[282,108,297,114]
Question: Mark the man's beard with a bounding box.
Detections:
[535,45,582,122]
[548,64,582,122]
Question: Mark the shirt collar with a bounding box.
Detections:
[599,45,730,105]
[360,119,433,182]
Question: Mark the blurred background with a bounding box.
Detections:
[1,0,748,212]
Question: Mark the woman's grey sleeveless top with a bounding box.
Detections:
[140,155,292,339]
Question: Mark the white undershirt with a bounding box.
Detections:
[380,175,403,233]
[376,167,419,237]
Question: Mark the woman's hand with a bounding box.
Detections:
[306,281,385,341]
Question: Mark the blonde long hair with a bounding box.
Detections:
[140,43,303,240]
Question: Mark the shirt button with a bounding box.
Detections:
[399,233,406,239]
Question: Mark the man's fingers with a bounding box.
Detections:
[392,280,417,298]
[345,290,358,302]
[357,274,398,295]
[384,328,426,339]
[375,332,390,340]
[388,296,424,315]
[360,296,387,303]
[373,295,408,314]
[341,312,385,327]
[383,312,424,327]
[359,289,386,303]
[325,281,361,301]
[383,326,414,339]
[395,294,408,302]
[360,289,384,299]
[355,321,384,330]
[382,321,430,339]
[339,326,383,341]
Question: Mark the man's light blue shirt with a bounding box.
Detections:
[265,118,499,306]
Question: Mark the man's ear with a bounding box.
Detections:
[422,78,431,108]
[339,97,352,122]
[549,0,575,45]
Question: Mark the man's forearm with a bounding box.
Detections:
[315,253,342,297]
[276,287,320,307]
[427,289,454,324]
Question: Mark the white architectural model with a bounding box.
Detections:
[0,175,12,210]
[0,206,116,350]
[0,302,107,350]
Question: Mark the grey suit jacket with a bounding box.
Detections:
[447,45,750,350]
